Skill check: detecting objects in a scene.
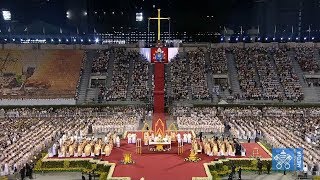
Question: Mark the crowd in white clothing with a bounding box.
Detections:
[174,106,319,171]
[0,106,145,175]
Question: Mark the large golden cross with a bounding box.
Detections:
[148,9,170,41]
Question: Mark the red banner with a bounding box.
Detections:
[151,47,168,63]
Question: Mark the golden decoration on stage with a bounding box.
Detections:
[184,149,201,162]
[121,153,134,164]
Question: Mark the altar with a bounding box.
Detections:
[148,140,171,151]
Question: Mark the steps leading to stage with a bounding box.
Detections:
[153,62,166,134]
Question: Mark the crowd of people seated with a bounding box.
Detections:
[174,107,223,133]
[272,48,303,101]
[232,47,263,100]
[109,48,130,101]
[0,106,145,176]
[170,55,190,100]
[294,47,319,73]
[251,48,283,100]
[91,50,110,74]
[188,49,209,100]
[175,106,319,172]
[208,48,228,74]
[231,47,303,101]
[131,53,149,101]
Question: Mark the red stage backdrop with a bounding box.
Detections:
[151,47,168,63]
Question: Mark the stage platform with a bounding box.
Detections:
[47,137,271,180]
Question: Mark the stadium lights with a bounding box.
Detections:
[136,12,143,22]
[66,11,71,19]
[2,10,11,21]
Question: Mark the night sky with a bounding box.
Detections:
[1,0,254,33]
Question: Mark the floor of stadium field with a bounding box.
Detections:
[23,171,297,180]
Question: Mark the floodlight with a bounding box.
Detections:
[136,12,143,22]
[95,38,99,43]
[2,10,11,21]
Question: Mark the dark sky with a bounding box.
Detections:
[1,0,254,33]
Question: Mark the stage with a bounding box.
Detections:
[48,136,271,180]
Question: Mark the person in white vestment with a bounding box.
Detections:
[116,136,120,147]
[132,134,136,144]
[4,163,9,176]
[187,133,192,143]
[177,133,181,143]
[127,133,132,144]
[183,134,187,143]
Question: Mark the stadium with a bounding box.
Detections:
[0,0,319,180]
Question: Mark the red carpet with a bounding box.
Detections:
[153,63,166,134]
[241,143,271,158]
[103,140,271,180]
